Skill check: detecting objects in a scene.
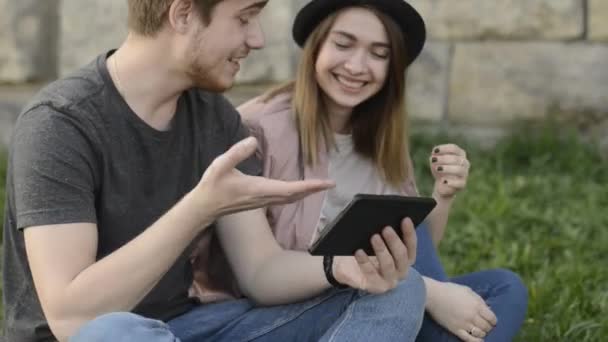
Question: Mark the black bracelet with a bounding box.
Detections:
[323,255,348,289]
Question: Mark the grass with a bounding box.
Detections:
[0,125,607,340]
[0,149,5,326]
[410,125,608,341]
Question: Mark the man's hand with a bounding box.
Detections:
[193,137,334,220]
[426,280,497,342]
[332,218,417,294]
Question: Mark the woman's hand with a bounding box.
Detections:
[430,144,470,199]
[426,280,497,342]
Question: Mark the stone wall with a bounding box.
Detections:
[59,0,128,76]
[0,0,59,82]
[1,0,607,149]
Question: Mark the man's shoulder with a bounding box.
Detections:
[22,56,106,119]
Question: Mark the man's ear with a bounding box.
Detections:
[168,0,197,34]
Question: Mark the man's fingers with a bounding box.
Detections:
[380,227,409,276]
[400,218,417,264]
[213,137,258,175]
[285,179,336,197]
[354,250,379,277]
[251,178,335,201]
[371,233,397,281]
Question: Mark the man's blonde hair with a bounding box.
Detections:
[127,0,224,36]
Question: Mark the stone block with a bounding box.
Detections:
[60,0,128,76]
[409,0,584,40]
[0,0,59,82]
[406,43,451,122]
[236,1,296,83]
[449,42,608,124]
[589,0,608,41]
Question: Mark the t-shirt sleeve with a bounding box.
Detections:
[11,106,98,230]
[216,96,263,177]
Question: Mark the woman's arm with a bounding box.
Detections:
[425,144,470,247]
[426,195,455,247]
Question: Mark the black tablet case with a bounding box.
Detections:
[309,194,437,256]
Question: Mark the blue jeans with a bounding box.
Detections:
[413,224,528,342]
[69,268,426,342]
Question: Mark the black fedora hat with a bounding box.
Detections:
[292,0,426,66]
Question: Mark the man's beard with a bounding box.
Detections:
[187,58,232,93]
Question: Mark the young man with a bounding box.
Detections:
[2,1,426,341]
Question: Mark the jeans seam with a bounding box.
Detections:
[243,289,349,341]
[467,284,491,295]
[326,295,357,342]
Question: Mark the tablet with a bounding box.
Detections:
[308,194,436,256]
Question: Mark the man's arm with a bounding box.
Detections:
[217,209,418,306]
[25,137,333,341]
[215,209,329,305]
[25,193,212,341]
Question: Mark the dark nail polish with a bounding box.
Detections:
[434,148,440,153]
[431,157,437,163]
[438,166,443,172]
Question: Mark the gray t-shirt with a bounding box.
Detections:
[2,51,260,342]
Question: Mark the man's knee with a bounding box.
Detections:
[69,312,178,342]
[396,268,426,311]
[374,267,426,327]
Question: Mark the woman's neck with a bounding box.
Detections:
[326,102,353,134]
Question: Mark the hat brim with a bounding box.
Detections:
[292,0,426,66]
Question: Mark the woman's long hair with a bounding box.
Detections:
[262,6,411,187]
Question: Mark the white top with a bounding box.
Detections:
[316,134,403,233]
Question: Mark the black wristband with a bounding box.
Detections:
[323,255,348,289]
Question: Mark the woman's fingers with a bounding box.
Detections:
[479,304,498,326]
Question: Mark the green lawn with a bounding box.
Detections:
[1,148,5,326]
[1,126,607,340]
[410,126,608,341]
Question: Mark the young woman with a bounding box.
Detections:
[192,0,528,341]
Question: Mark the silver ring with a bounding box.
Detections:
[469,326,478,336]
[460,158,465,166]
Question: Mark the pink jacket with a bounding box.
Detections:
[190,91,418,301]
[238,92,419,250]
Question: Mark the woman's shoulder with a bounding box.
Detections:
[238,91,292,118]
[238,91,296,138]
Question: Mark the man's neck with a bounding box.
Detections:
[108,34,190,131]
